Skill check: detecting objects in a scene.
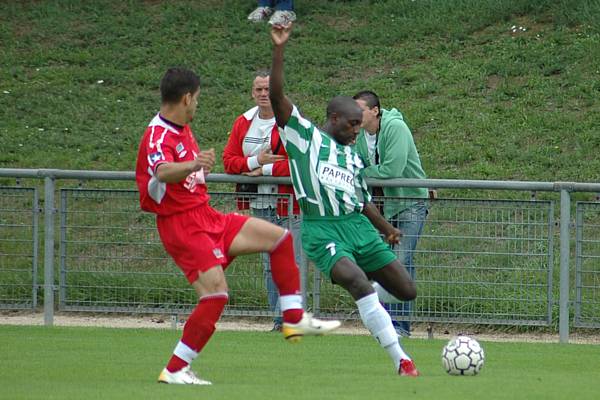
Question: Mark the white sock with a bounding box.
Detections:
[280,294,303,311]
[356,292,411,370]
[173,341,198,364]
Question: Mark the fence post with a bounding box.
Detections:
[574,204,583,326]
[559,189,570,343]
[32,189,40,309]
[43,176,55,326]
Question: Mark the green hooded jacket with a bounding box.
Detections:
[354,108,427,219]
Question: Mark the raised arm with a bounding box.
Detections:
[269,23,294,128]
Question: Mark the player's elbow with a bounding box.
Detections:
[155,163,180,184]
[155,168,173,184]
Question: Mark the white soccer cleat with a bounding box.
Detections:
[157,366,212,385]
[282,312,341,342]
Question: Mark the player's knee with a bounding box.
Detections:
[401,282,417,301]
[345,278,375,300]
[209,279,228,294]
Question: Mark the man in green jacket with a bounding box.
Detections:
[353,90,428,337]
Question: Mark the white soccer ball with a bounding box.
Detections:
[441,336,485,376]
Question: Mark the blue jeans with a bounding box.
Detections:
[252,207,302,325]
[258,0,293,11]
[385,201,428,336]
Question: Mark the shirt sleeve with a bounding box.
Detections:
[146,127,176,173]
[223,117,253,174]
[280,105,313,155]
[354,154,372,204]
[355,169,372,204]
[262,163,274,176]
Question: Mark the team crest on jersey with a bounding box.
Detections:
[317,162,355,194]
[148,152,163,164]
[212,248,224,259]
[176,142,184,153]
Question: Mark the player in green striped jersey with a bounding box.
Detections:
[269,23,420,377]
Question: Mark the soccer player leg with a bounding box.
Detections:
[331,258,417,376]
[253,208,282,329]
[160,266,228,385]
[228,217,340,340]
[368,259,417,304]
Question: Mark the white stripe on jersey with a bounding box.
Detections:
[343,146,357,213]
[151,129,169,167]
[290,159,306,199]
[149,125,156,149]
[296,113,313,130]
[283,126,310,153]
[309,130,325,215]
[326,140,340,216]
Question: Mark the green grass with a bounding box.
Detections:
[1,0,599,186]
[1,325,600,400]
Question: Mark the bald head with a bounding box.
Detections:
[323,96,363,145]
[326,96,362,119]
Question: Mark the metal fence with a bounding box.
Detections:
[574,202,600,328]
[1,169,600,343]
[312,198,554,326]
[0,187,39,309]
[58,188,297,316]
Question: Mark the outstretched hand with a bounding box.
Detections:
[270,22,293,46]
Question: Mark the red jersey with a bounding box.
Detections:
[135,114,210,216]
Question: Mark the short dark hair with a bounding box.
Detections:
[254,69,270,79]
[353,90,381,117]
[160,67,200,104]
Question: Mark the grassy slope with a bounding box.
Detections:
[1,325,600,400]
[0,0,599,183]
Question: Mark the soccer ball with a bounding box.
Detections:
[441,336,485,376]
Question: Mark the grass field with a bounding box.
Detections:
[1,325,600,400]
[1,0,599,185]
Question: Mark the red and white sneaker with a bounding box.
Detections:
[399,359,420,377]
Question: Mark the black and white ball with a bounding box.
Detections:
[441,336,485,376]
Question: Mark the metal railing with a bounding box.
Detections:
[0,187,39,309]
[1,168,600,343]
[575,202,600,328]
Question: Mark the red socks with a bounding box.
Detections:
[166,293,228,372]
[269,231,303,324]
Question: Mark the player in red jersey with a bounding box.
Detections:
[135,67,340,385]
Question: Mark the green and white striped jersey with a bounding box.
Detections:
[279,105,372,217]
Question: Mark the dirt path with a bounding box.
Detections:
[2,310,599,344]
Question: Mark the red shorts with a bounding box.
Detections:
[156,204,250,283]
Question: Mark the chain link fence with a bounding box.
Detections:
[57,189,554,326]
[58,189,297,318]
[1,169,599,342]
[574,201,600,328]
[314,197,554,325]
[0,187,39,309]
